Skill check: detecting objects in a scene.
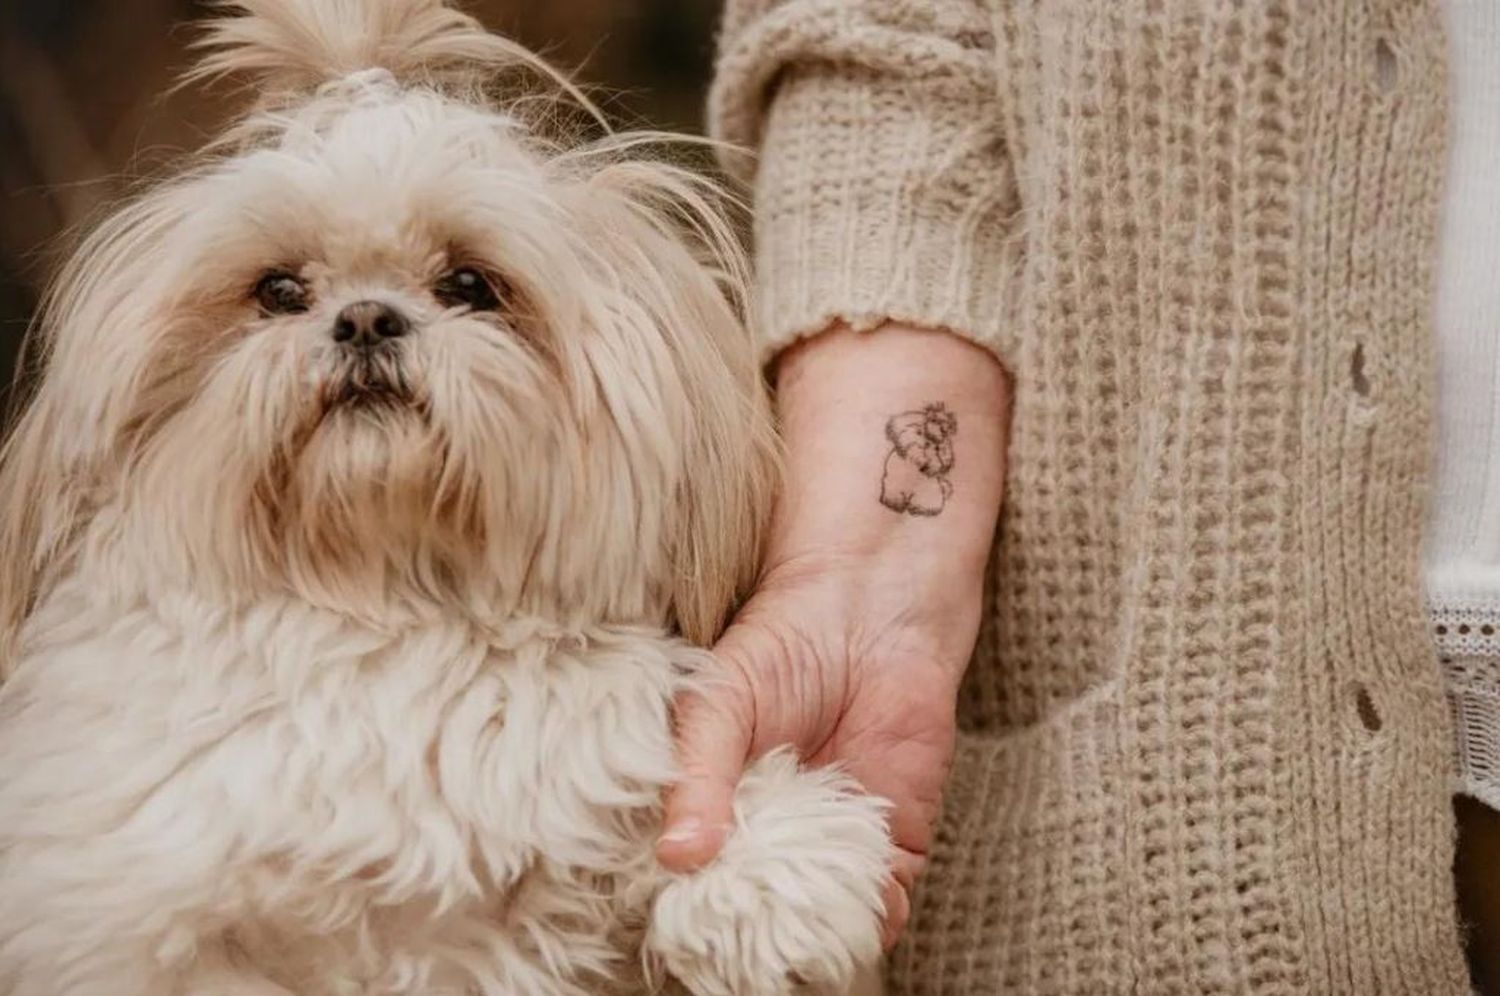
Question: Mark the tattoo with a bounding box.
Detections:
[878,402,957,517]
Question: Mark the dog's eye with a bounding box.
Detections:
[254,272,310,315]
[434,267,500,312]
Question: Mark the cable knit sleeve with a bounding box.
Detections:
[710,0,1021,363]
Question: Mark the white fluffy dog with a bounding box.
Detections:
[0,3,890,993]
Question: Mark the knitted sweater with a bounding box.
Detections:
[711,2,1470,994]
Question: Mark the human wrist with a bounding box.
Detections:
[767,322,1009,581]
[756,542,985,673]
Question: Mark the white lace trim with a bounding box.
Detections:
[1430,602,1500,657]
[1432,604,1500,811]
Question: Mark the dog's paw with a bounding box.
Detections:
[645,750,891,996]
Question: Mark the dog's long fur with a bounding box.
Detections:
[0,3,890,993]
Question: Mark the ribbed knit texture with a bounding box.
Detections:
[711,2,1471,993]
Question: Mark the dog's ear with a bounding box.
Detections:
[669,380,779,648]
[647,176,777,648]
[0,381,76,679]
[0,188,189,678]
[571,149,779,647]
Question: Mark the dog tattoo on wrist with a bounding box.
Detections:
[879,401,958,517]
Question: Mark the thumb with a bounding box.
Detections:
[657,652,754,872]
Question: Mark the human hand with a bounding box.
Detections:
[657,548,978,944]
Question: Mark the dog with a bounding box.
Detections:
[0,2,891,993]
[878,404,957,518]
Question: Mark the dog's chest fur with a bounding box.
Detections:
[0,582,690,994]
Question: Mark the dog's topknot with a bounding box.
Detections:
[187,0,586,106]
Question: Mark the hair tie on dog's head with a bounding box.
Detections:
[321,66,400,98]
[334,66,396,91]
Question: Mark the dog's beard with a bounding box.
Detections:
[283,341,498,602]
[287,405,464,600]
[321,344,422,413]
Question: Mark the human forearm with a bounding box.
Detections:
[765,323,1011,668]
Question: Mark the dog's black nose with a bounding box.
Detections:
[332,301,410,347]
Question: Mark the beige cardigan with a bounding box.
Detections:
[711,1,1470,993]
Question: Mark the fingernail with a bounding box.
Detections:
[659,818,702,845]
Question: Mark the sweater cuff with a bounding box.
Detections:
[746,66,1020,365]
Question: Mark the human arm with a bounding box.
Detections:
[672,0,1022,941]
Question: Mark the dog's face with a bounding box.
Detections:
[0,66,774,647]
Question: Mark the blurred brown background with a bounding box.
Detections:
[0,0,718,403]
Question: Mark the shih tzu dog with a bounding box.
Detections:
[878,404,957,518]
[0,2,890,993]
